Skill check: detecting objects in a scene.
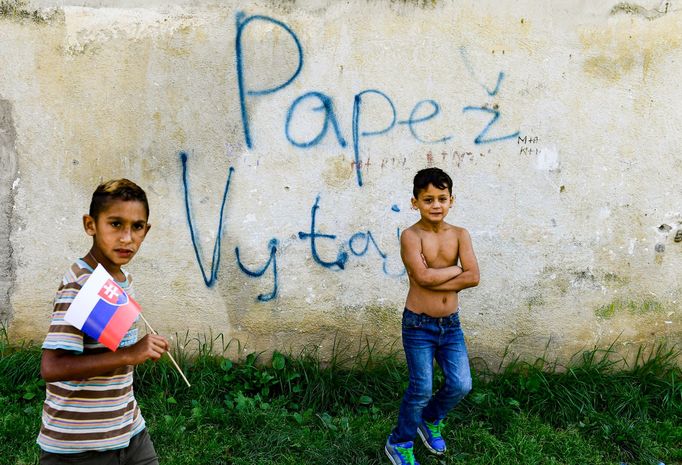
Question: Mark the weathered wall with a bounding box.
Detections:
[0,99,18,323]
[1,0,680,362]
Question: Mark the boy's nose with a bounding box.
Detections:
[120,228,133,242]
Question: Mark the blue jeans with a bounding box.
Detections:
[390,308,472,443]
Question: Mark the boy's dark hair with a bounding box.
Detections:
[413,168,453,198]
[89,179,149,219]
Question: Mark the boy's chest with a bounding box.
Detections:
[421,233,459,266]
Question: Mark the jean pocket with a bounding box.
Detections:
[402,310,422,329]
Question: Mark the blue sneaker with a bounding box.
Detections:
[385,437,420,465]
[417,419,446,455]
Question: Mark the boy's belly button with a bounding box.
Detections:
[442,297,447,304]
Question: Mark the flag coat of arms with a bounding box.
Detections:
[64,264,141,351]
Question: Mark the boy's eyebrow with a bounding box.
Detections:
[103,215,147,222]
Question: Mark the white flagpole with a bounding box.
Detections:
[138,313,191,388]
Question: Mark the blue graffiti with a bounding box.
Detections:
[235,238,278,302]
[236,12,518,187]
[347,229,405,277]
[462,106,520,144]
[181,152,281,300]
[285,91,347,148]
[180,151,234,287]
[182,14,529,299]
[459,45,520,144]
[182,156,405,300]
[352,90,396,187]
[398,99,453,144]
[236,12,303,149]
[297,195,349,270]
[348,231,385,258]
[459,46,505,97]
[383,226,406,277]
[298,195,406,277]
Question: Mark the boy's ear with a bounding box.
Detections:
[83,214,96,236]
[411,197,418,210]
[144,223,151,237]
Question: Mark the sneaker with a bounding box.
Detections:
[417,419,446,455]
[385,437,420,465]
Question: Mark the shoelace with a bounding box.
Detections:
[426,421,442,438]
[395,445,416,465]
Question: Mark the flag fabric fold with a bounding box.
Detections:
[64,264,141,351]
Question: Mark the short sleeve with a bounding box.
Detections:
[41,263,92,353]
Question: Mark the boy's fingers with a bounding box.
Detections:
[151,336,169,352]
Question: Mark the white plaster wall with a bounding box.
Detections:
[1,0,680,362]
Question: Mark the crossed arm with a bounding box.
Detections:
[401,228,480,292]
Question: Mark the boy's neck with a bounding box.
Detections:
[85,249,124,280]
[417,218,447,232]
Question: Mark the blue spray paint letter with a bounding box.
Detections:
[398,99,453,144]
[352,89,396,186]
[298,195,348,270]
[383,227,406,277]
[463,106,520,145]
[180,152,235,287]
[236,12,303,148]
[235,238,279,302]
[459,46,505,97]
[285,91,347,148]
[348,231,386,258]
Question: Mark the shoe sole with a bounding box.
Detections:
[384,446,400,465]
[417,427,446,455]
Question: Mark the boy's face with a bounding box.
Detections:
[83,200,150,268]
[412,183,453,223]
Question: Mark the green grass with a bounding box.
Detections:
[0,329,679,465]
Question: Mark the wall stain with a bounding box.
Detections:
[322,154,353,189]
[581,12,682,82]
[610,2,670,20]
[583,54,635,82]
[595,298,664,318]
[0,0,60,23]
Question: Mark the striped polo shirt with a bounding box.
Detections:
[38,259,146,454]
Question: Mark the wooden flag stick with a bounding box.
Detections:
[138,313,191,388]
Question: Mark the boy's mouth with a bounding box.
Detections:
[114,248,134,257]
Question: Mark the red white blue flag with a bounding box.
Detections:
[64,264,141,351]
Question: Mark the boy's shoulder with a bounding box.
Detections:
[59,259,94,288]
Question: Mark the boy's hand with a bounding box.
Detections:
[126,334,169,365]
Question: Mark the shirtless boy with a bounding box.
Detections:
[385,167,480,465]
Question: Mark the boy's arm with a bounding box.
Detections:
[426,228,480,292]
[401,228,463,287]
[40,334,168,382]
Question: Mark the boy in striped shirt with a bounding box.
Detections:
[38,179,169,465]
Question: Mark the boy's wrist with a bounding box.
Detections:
[118,345,134,366]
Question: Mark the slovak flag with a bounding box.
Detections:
[64,264,141,351]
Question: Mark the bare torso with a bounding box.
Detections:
[404,223,461,317]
